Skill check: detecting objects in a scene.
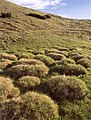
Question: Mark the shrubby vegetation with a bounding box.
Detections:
[1,12,11,18]
[77,58,91,68]
[38,75,89,102]
[0,77,19,102]
[11,58,45,66]
[47,53,65,60]
[19,53,35,59]
[35,54,55,66]
[1,1,91,119]
[27,12,51,20]
[15,76,41,92]
[50,64,87,76]
[59,99,91,120]
[0,45,91,120]
[0,53,17,61]
[1,92,59,120]
[53,46,69,52]
[0,59,12,70]
[56,58,75,65]
[4,64,49,79]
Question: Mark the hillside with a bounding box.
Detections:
[0,0,91,53]
[0,1,91,120]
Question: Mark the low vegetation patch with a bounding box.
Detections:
[59,99,91,120]
[0,53,17,61]
[12,58,45,67]
[0,59,12,70]
[4,64,49,79]
[35,54,55,66]
[38,76,89,102]
[0,77,20,102]
[27,12,51,20]
[1,92,59,120]
[77,58,91,68]
[15,76,40,92]
[71,54,84,62]
[56,58,75,65]
[1,12,11,18]
[45,48,61,54]
[53,46,69,52]
[47,53,65,61]
[19,53,35,59]
[50,64,87,76]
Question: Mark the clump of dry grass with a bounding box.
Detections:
[15,76,41,92]
[50,64,87,76]
[4,64,49,79]
[47,53,65,61]
[56,58,75,65]
[77,58,91,68]
[35,54,55,66]
[1,92,59,120]
[0,59,12,70]
[19,53,35,59]
[38,75,89,102]
[0,53,17,61]
[0,77,20,102]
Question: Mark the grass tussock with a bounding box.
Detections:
[0,77,20,102]
[1,92,59,120]
[47,53,65,61]
[77,58,91,68]
[12,58,45,66]
[56,58,75,65]
[0,59,12,70]
[35,54,55,66]
[4,64,49,79]
[15,76,41,92]
[0,53,17,61]
[50,64,87,76]
[38,75,89,102]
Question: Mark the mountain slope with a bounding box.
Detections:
[0,0,91,52]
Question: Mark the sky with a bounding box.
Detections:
[7,0,91,19]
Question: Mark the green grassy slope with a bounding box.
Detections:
[0,0,91,53]
[0,1,91,119]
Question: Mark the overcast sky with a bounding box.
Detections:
[7,0,91,19]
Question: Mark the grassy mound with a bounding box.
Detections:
[16,76,40,92]
[0,77,20,102]
[0,53,17,61]
[4,64,49,79]
[45,48,61,54]
[56,58,75,65]
[50,64,87,76]
[35,54,55,66]
[53,46,69,52]
[1,92,59,120]
[71,54,84,62]
[13,58,45,66]
[47,53,65,61]
[38,76,89,102]
[19,53,35,59]
[77,58,91,68]
[0,59,12,70]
